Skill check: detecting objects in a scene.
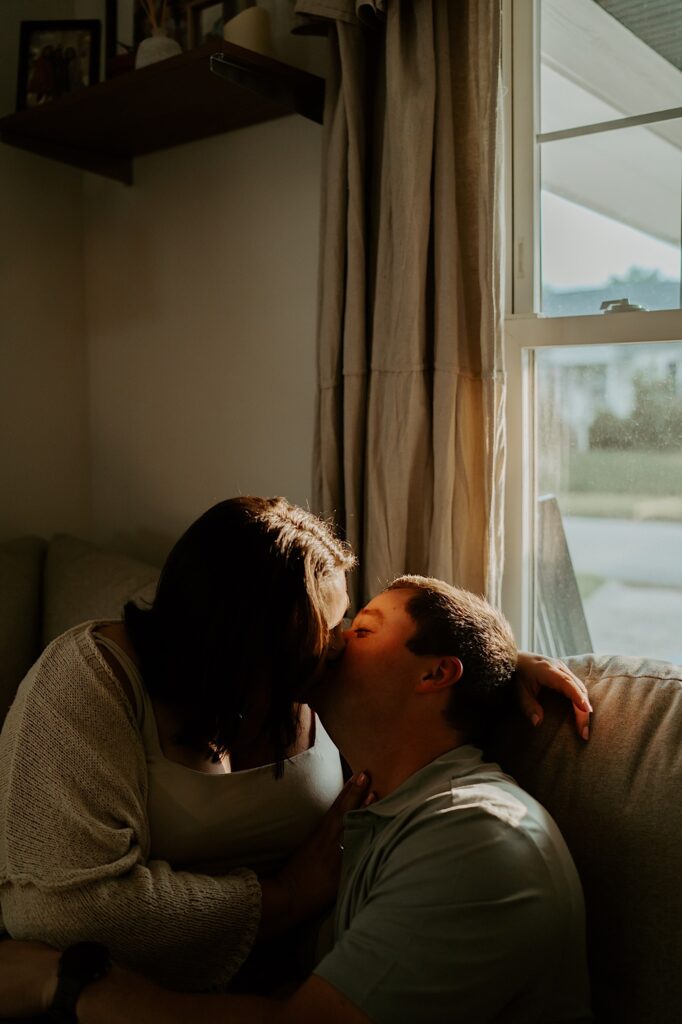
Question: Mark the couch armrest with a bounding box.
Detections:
[0,536,46,722]
[487,653,682,1024]
[42,534,160,647]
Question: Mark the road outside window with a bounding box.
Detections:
[535,341,682,662]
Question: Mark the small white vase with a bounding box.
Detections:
[135,29,182,69]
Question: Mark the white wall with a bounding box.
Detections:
[1,2,324,557]
[84,114,323,564]
[0,0,91,541]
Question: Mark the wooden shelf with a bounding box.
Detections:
[0,39,325,185]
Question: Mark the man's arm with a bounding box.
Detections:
[0,942,370,1024]
[80,969,371,1024]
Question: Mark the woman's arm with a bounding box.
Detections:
[0,638,261,992]
[0,634,370,992]
[514,652,592,739]
[259,773,373,939]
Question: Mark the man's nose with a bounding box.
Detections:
[327,619,352,661]
[339,617,353,641]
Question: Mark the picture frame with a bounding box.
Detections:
[86,2,118,79]
[105,1,118,70]
[16,20,102,111]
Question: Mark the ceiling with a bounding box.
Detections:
[595,0,682,73]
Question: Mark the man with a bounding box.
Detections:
[0,576,592,1023]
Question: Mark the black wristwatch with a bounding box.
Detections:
[47,941,112,1023]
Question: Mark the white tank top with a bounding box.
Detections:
[94,632,344,872]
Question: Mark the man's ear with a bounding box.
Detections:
[415,656,463,694]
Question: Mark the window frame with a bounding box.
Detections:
[501,0,682,645]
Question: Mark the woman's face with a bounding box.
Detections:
[322,570,350,660]
[299,570,349,701]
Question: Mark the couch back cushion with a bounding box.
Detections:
[0,537,46,723]
[487,654,682,1024]
[42,534,160,646]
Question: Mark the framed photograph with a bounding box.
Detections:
[16,20,102,111]
[105,1,118,70]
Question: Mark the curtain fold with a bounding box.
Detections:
[297,0,505,608]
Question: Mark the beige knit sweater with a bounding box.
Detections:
[0,624,262,991]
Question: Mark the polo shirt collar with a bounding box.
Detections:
[348,744,501,821]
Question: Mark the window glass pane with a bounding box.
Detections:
[540,0,682,135]
[533,341,682,663]
[540,64,623,137]
[538,0,682,315]
[539,119,682,315]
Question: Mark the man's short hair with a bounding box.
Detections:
[388,575,518,739]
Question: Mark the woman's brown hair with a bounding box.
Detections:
[124,497,355,775]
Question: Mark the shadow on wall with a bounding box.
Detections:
[103,529,174,568]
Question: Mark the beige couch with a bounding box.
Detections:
[0,534,159,724]
[0,534,680,1022]
[489,659,682,1024]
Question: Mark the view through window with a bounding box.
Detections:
[539,0,682,316]
[534,341,682,663]
[513,0,682,660]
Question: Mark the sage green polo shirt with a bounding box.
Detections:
[315,746,592,1023]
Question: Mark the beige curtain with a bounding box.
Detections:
[295,0,505,608]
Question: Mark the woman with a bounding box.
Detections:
[0,497,590,993]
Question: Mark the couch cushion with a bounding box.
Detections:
[487,654,682,1024]
[42,535,160,646]
[0,536,46,723]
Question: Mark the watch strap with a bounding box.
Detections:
[46,942,112,1024]
[47,974,83,1024]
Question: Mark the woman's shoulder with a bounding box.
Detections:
[0,622,148,816]
[88,622,141,716]
[6,621,141,741]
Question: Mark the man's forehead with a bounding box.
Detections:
[355,605,385,620]
[363,588,414,617]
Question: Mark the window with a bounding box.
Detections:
[503,0,682,663]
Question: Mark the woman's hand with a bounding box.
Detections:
[515,652,592,740]
[259,771,373,938]
[0,938,59,1016]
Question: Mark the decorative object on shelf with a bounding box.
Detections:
[134,1,183,68]
[0,38,325,184]
[131,0,188,51]
[15,19,101,111]
[135,28,183,68]
[223,5,273,58]
[186,2,251,49]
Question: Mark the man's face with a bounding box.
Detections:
[312,588,424,723]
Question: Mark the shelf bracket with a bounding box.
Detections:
[209,54,324,125]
